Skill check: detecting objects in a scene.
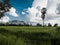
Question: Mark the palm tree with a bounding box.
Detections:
[41,8,47,27]
[0,0,11,18]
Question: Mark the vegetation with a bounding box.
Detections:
[54,23,58,27]
[36,23,42,26]
[48,23,52,27]
[0,26,60,45]
[0,0,11,18]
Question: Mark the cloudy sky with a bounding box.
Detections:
[0,0,60,26]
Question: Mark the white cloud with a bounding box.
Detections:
[47,0,59,15]
[6,7,18,17]
[32,0,48,9]
[22,11,25,15]
[0,16,9,23]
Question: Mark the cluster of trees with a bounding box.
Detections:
[0,22,29,26]
[0,22,58,27]
[36,23,58,27]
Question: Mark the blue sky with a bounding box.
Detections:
[10,0,33,12]
[9,0,34,21]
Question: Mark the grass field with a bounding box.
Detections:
[0,26,60,45]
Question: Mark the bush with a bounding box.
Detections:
[36,23,42,26]
[48,23,52,27]
[54,24,58,27]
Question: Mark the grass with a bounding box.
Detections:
[0,26,60,45]
[0,26,56,32]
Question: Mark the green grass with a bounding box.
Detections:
[0,26,60,45]
[0,26,56,32]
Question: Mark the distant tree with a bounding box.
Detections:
[48,23,52,27]
[44,24,47,27]
[25,23,32,26]
[0,0,11,18]
[5,22,9,26]
[37,23,42,26]
[54,23,58,27]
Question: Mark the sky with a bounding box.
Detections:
[0,0,60,26]
[9,0,34,21]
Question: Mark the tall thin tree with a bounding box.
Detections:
[41,8,47,27]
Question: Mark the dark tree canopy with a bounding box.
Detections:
[41,8,47,15]
[54,23,58,27]
[3,0,9,4]
[0,0,11,18]
[48,23,52,27]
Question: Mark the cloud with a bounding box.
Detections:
[32,0,48,9]
[22,0,60,26]
[26,7,42,22]
[0,16,9,23]
[6,7,18,17]
[22,11,26,15]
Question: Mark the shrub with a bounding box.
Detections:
[36,23,42,26]
[54,24,58,27]
[48,23,52,27]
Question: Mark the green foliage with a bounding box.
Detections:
[36,23,42,26]
[48,23,52,27]
[54,24,58,27]
[0,0,11,18]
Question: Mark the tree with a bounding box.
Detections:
[48,23,52,27]
[54,23,58,27]
[0,0,11,18]
[37,23,42,26]
[41,8,47,27]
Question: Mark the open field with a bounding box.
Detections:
[0,26,56,32]
[0,26,60,45]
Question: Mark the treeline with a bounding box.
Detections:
[0,23,31,26]
[0,23,58,27]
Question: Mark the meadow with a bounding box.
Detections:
[0,26,60,45]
